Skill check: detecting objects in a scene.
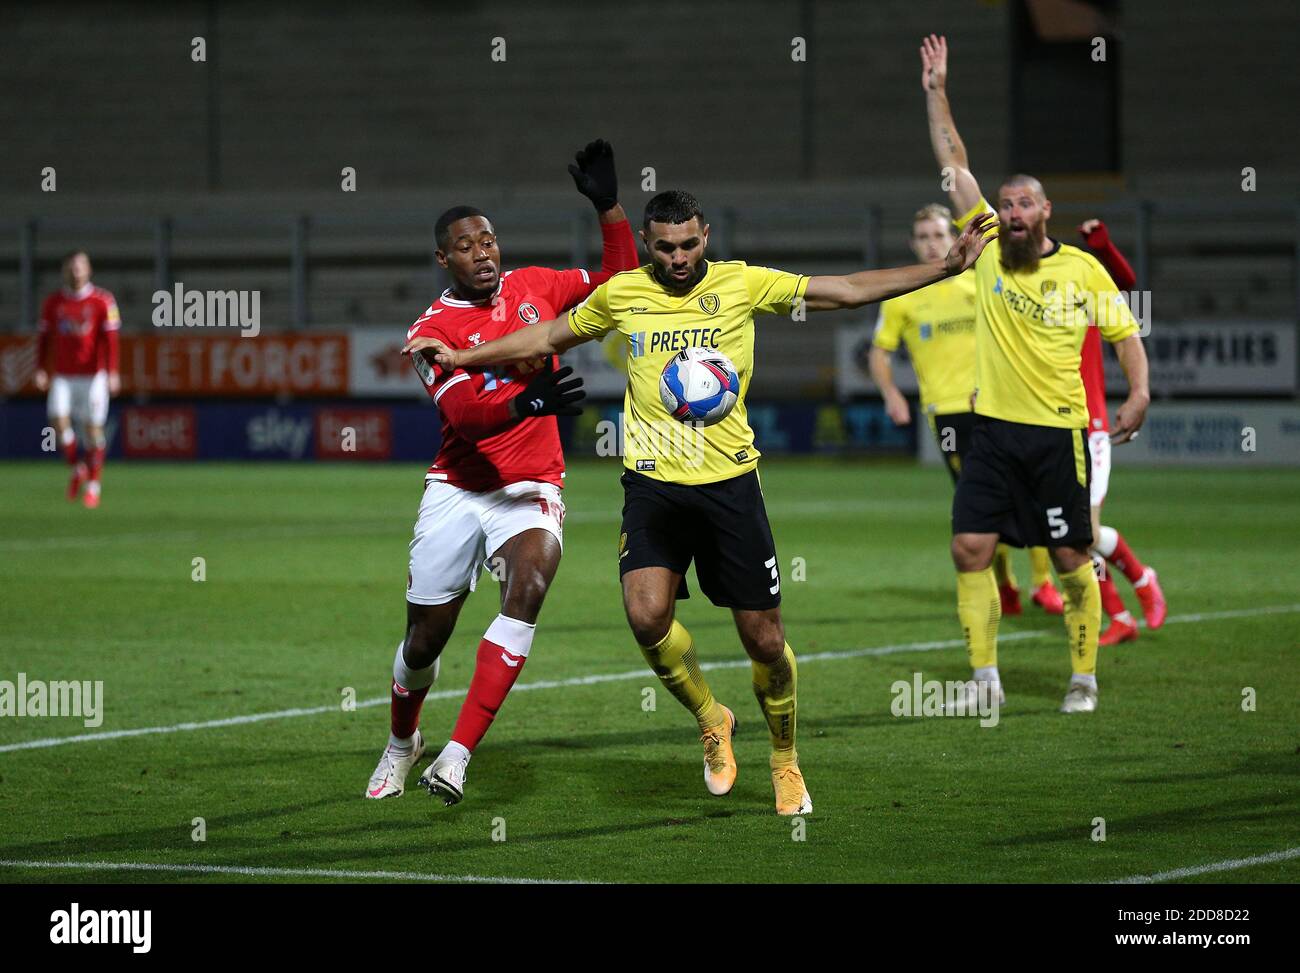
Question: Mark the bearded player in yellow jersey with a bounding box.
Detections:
[406,189,995,814]
[870,203,1064,617]
[919,34,1151,714]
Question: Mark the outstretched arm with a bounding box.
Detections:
[920,33,983,217]
[404,316,589,372]
[803,213,995,310]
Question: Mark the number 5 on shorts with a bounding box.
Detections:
[1046,506,1068,540]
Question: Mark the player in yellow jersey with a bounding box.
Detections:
[870,203,1064,616]
[918,34,1151,713]
[406,189,995,813]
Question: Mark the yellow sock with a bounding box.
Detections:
[992,544,1017,588]
[640,619,722,731]
[1029,547,1053,587]
[956,568,1001,669]
[751,643,797,763]
[1059,561,1101,675]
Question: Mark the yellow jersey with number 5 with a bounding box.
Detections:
[956,198,1139,429]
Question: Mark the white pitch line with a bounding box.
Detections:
[2,603,1297,756]
[1112,846,1300,884]
[0,632,1053,754]
[0,859,590,885]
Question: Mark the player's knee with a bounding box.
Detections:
[951,534,991,571]
[404,611,453,667]
[502,564,550,622]
[1052,545,1091,574]
[625,602,673,647]
[402,632,440,670]
[735,611,784,662]
[740,629,784,664]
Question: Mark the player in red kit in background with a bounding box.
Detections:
[365,140,639,805]
[33,250,121,508]
[1078,219,1168,644]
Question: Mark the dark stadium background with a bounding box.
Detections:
[1,0,1297,463]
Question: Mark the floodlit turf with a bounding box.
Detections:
[1,458,1297,884]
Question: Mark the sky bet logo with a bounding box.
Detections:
[628,326,724,357]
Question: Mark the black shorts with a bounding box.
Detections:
[619,469,781,611]
[952,416,1093,549]
[929,411,978,485]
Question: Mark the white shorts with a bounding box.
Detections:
[407,479,565,606]
[48,372,109,427]
[1089,430,1111,507]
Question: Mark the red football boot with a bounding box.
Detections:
[1032,580,1064,615]
[998,583,1023,616]
[1134,568,1167,630]
[1099,614,1139,645]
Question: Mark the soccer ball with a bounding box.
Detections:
[658,346,740,426]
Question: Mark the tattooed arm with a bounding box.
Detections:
[920,33,983,216]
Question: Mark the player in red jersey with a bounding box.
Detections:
[33,250,121,509]
[365,140,639,804]
[1078,219,1168,645]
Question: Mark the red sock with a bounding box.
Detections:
[1099,570,1126,619]
[450,637,528,751]
[62,435,78,465]
[87,445,105,483]
[390,680,431,741]
[1106,532,1146,585]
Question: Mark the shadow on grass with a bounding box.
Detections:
[0,777,775,873]
[985,768,1300,849]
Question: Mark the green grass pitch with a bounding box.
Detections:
[1,458,1297,884]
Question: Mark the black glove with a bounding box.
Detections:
[567,139,618,212]
[511,362,586,418]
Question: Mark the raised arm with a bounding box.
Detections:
[404,316,589,372]
[920,33,982,217]
[803,212,995,310]
[567,138,639,276]
[1079,219,1137,291]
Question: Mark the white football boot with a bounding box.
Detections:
[419,750,469,806]
[1060,681,1098,714]
[942,679,1005,715]
[365,729,426,799]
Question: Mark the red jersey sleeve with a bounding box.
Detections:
[1080,221,1137,291]
[99,291,122,372]
[538,217,640,312]
[408,317,518,442]
[408,319,461,400]
[434,374,516,441]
